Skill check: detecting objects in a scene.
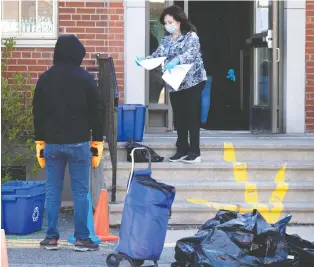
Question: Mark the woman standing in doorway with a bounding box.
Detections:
[137,5,207,163]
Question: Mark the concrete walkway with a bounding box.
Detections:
[6,215,314,267]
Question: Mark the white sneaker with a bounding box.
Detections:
[182,153,201,163]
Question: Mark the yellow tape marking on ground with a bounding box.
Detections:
[270,164,288,203]
[245,182,259,203]
[224,142,237,162]
[187,143,289,224]
[6,238,176,249]
[233,162,249,182]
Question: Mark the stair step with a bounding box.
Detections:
[103,134,314,225]
[109,201,314,225]
[104,137,314,162]
[112,181,314,203]
[103,161,314,184]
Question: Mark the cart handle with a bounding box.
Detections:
[126,147,152,194]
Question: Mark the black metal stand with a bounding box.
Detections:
[106,253,158,267]
[97,54,119,203]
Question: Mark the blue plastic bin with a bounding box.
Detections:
[1,181,46,196]
[2,192,46,234]
[117,104,147,142]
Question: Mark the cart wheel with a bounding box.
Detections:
[133,259,144,266]
[106,254,120,267]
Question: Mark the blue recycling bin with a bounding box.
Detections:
[117,104,147,142]
[1,181,46,196]
[1,181,46,234]
[2,192,46,234]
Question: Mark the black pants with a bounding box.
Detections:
[170,81,205,156]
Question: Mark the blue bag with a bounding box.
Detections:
[116,160,175,260]
[201,76,212,124]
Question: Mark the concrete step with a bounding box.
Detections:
[103,161,314,185]
[109,201,314,225]
[103,136,314,162]
[112,181,314,203]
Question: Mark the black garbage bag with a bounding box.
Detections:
[125,139,164,162]
[285,234,314,267]
[272,214,314,266]
[172,209,289,267]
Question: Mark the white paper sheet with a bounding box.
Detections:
[136,57,167,70]
[162,64,193,91]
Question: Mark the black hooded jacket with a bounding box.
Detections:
[32,35,104,144]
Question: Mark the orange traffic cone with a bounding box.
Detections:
[1,230,9,267]
[94,189,119,241]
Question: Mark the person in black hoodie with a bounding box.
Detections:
[32,35,103,251]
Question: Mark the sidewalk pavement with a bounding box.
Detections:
[6,214,314,267]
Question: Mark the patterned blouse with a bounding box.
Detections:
[147,31,207,92]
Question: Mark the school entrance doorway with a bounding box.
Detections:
[146,1,282,133]
[189,1,252,130]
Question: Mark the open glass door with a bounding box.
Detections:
[247,0,280,133]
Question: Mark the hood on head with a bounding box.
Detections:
[53,35,86,66]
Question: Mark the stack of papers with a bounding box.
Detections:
[137,57,193,90]
[162,64,193,91]
[136,57,166,70]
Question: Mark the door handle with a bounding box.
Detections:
[276,48,280,63]
[240,50,244,111]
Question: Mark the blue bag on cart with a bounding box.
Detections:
[116,149,176,261]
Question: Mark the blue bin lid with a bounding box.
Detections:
[1,181,46,191]
[118,104,148,111]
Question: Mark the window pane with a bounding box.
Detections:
[254,47,269,105]
[148,110,168,128]
[21,0,36,33]
[38,0,54,33]
[20,0,54,34]
[174,1,184,9]
[2,0,19,33]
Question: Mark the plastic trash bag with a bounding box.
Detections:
[172,209,289,267]
[273,214,314,266]
[285,234,314,266]
[125,139,164,163]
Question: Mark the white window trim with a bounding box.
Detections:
[1,0,58,48]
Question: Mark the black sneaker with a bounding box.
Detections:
[182,153,201,163]
[40,237,58,250]
[169,152,188,162]
[74,238,99,252]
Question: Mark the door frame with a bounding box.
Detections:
[250,0,283,133]
[145,0,174,133]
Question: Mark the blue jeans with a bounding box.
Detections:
[44,142,91,240]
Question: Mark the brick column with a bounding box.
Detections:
[306,0,314,132]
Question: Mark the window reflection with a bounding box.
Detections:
[255,47,269,105]
[149,0,166,104]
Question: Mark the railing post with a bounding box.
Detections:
[97,54,118,203]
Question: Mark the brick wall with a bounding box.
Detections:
[3,1,125,101]
[306,0,314,132]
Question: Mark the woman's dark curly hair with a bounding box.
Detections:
[160,5,197,35]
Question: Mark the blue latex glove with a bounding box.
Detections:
[162,58,179,73]
[135,56,145,67]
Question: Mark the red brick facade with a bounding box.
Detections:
[3,1,314,132]
[4,1,125,101]
[306,0,314,132]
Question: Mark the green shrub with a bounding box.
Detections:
[1,38,39,183]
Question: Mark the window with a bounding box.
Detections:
[1,0,57,46]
